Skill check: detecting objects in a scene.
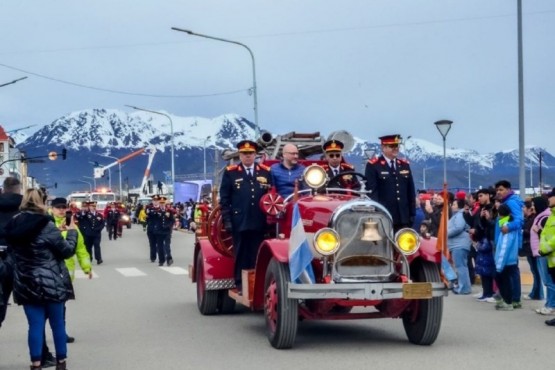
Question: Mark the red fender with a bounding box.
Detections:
[192,237,234,283]
[409,236,442,264]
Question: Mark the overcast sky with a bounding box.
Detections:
[1,0,554,154]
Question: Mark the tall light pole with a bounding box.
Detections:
[517,0,526,198]
[126,105,174,194]
[78,179,92,192]
[84,176,96,189]
[203,135,211,180]
[468,162,471,193]
[98,154,123,200]
[171,27,260,139]
[434,120,453,186]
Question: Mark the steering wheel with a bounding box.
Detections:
[327,171,365,191]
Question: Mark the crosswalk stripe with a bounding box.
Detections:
[116,267,147,277]
[159,266,188,275]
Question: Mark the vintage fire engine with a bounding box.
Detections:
[189,131,447,349]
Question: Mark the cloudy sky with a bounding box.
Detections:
[1,0,554,154]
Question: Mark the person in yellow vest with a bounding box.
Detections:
[50,197,92,344]
[138,206,147,231]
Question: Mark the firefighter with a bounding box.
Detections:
[145,195,161,263]
[104,202,121,241]
[77,201,105,264]
[321,139,360,190]
[156,197,174,266]
[364,134,416,232]
[219,140,272,292]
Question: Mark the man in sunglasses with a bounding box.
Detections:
[321,139,360,190]
[365,134,416,232]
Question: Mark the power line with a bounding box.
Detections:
[0,63,250,98]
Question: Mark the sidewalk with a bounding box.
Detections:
[519,257,533,285]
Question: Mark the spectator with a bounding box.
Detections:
[448,198,472,295]
[494,204,520,311]
[522,200,543,300]
[4,189,77,370]
[533,194,555,318]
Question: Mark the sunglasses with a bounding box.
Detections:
[327,153,341,158]
[385,144,399,149]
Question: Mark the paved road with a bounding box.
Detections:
[1,226,552,370]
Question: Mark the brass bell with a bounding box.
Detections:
[361,220,382,242]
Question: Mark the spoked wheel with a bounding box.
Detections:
[264,259,298,349]
[207,205,234,257]
[218,290,236,314]
[196,251,219,315]
[402,260,443,345]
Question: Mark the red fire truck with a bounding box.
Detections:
[189,131,447,349]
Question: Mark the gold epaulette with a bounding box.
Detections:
[258,163,271,171]
[398,158,410,164]
[226,164,239,171]
[368,157,379,164]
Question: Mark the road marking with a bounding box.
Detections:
[74,270,99,279]
[159,266,188,275]
[116,267,147,277]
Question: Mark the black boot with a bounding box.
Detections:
[55,361,67,370]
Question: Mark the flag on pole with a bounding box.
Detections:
[289,203,315,284]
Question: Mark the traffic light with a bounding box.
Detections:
[54,182,58,189]
[62,148,67,160]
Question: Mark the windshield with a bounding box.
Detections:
[69,196,88,203]
[90,194,116,202]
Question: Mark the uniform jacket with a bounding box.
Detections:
[539,208,555,268]
[364,156,416,225]
[53,215,91,281]
[104,208,121,225]
[322,162,360,189]
[146,205,174,234]
[5,212,77,305]
[220,163,272,232]
[77,210,105,237]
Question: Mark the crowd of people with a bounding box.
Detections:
[413,180,555,326]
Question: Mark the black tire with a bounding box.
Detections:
[196,251,219,315]
[264,259,298,349]
[402,259,443,345]
[218,290,236,314]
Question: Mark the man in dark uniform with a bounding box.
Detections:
[155,196,174,266]
[365,134,416,232]
[220,140,272,291]
[145,195,161,263]
[104,202,121,241]
[77,201,105,264]
[321,139,360,190]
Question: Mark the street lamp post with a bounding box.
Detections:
[126,105,174,194]
[434,120,453,186]
[203,136,211,180]
[78,180,92,192]
[171,27,260,138]
[98,154,123,201]
[83,176,96,189]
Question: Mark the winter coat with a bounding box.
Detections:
[5,211,77,305]
[531,208,550,257]
[447,209,471,251]
[495,216,519,272]
[539,208,555,268]
[475,237,495,277]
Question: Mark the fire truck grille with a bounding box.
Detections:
[331,210,395,283]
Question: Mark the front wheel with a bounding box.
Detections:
[196,251,219,315]
[402,260,443,345]
[264,259,298,349]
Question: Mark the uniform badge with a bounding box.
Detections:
[399,170,410,175]
[256,176,267,184]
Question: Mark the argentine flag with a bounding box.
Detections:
[289,203,315,284]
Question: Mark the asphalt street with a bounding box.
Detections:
[0,225,552,370]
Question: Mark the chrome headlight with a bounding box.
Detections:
[313,228,340,256]
[303,164,327,189]
[121,215,130,222]
[394,228,421,255]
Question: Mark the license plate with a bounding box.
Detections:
[402,283,433,299]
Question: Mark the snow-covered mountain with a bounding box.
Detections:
[16,108,554,195]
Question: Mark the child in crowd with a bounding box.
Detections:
[494,204,520,311]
